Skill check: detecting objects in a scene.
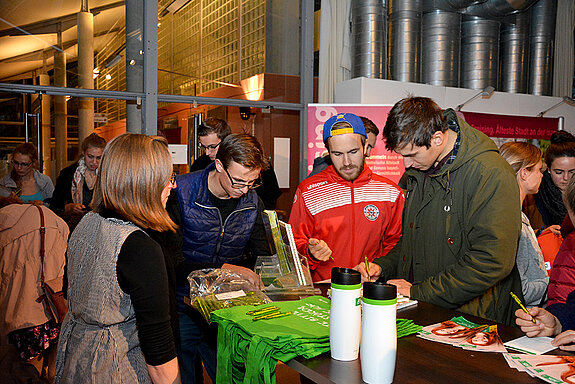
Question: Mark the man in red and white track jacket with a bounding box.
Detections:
[289,113,404,282]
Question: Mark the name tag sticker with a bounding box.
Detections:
[215,290,246,300]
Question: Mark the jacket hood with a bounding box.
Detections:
[405,109,499,181]
[0,204,34,233]
[440,109,499,174]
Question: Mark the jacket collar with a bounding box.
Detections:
[323,163,373,186]
[0,170,49,189]
[194,162,256,208]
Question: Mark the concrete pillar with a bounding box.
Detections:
[54,28,68,174]
[38,73,51,178]
[126,0,144,133]
[77,9,94,144]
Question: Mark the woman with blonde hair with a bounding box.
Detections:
[0,143,53,204]
[51,133,107,231]
[500,141,549,306]
[55,134,180,383]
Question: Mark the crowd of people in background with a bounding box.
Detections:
[2,101,575,384]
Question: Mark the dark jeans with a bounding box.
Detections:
[178,309,217,384]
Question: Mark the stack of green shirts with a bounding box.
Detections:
[211,295,423,384]
[211,295,331,384]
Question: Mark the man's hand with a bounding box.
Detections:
[353,261,381,282]
[553,330,575,351]
[308,238,332,262]
[221,263,263,289]
[64,203,87,214]
[515,307,562,337]
[387,279,412,297]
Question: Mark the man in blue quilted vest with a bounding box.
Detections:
[168,133,271,384]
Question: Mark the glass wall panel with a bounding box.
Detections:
[154,100,300,214]
[0,88,131,183]
[157,0,302,105]
[0,1,130,93]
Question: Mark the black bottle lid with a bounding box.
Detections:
[363,282,397,301]
[331,267,361,285]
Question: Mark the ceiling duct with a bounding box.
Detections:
[460,15,500,90]
[463,0,539,18]
[422,0,487,12]
[500,11,529,93]
[388,0,422,82]
[528,0,557,96]
[421,9,461,86]
[351,0,387,79]
[445,0,487,8]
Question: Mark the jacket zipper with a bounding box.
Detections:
[195,202,255,262]
[351,181,355,258]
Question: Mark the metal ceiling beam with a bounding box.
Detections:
[0,82,305,111]
[0,28,123,64]
[0,1,124,37]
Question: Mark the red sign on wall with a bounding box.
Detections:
[461,111,559,139]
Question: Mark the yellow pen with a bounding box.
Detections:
[252,311,292,321]
[510,291,536,324]
[365,256,371,282]
[309,238,335,261]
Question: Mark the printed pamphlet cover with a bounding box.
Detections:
[418,316,506,352]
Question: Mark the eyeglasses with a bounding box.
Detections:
[223,167,262,190]
[198,141,221,151]
[12,160,31,168]
[169,173,177,187]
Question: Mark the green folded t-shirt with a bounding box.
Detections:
[211,295,331,384]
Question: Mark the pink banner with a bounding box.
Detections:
[307,105,404,184]
[461,111,559,139]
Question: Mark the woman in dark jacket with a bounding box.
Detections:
[524,131,575,235]
[50,133,106,231]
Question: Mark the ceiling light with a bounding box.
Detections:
[455,86,495,112]
[537,96,575,117]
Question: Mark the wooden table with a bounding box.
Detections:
[286,300,575,383]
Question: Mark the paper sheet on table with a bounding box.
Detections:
[503,354,575,383]
[503,335,557,355]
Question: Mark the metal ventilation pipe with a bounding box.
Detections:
[388,0,422,82]
[351,0,387,79]
[422,10,461,86]
[528,0,557,96]
[444,0,487,10]
[422,0,486,12]
[460,15,500,90]
[500,11,530,93]
[440,0,487,11]
[464,0,539,18]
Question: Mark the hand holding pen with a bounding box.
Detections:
[514,306,563,338]
[308,238,334,262]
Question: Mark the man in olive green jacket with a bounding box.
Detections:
[356,97,523,326]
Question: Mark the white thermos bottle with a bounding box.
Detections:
[360,282,397,384]
[329,267,362,361]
